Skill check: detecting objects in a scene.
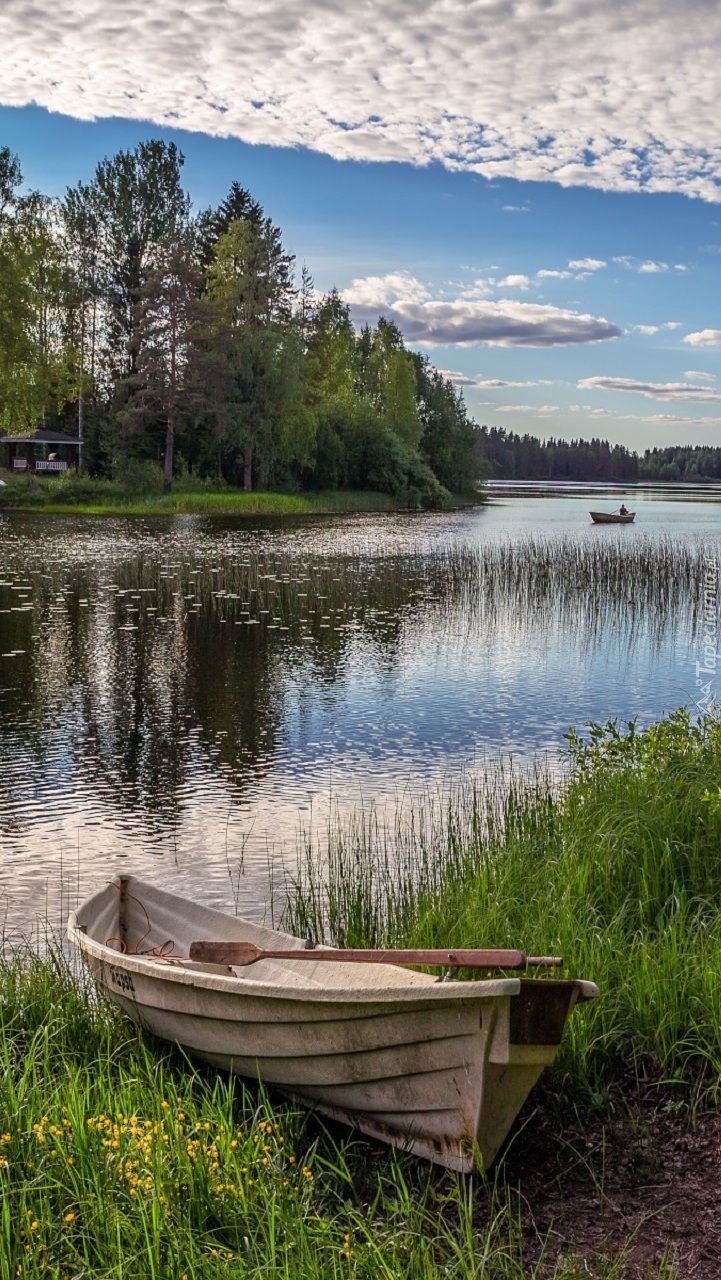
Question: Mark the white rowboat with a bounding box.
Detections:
[69,876,598,1171]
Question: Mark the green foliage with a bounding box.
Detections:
[81,140,190,377]
[199,217,300,489]
[414,355,486,495]
[303,290,357,404]
[0,165,69,432]
[479,425,721,483]
[0,473,402,515]
[0,146,22,215]
[1,143,483,501]
[312,400,448,506]
[112,457,165,494]
[360,318,422,449]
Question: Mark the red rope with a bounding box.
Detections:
[106,882,187,963]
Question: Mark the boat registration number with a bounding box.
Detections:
[109,966,135,995]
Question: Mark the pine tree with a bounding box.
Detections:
[120,235,202,490]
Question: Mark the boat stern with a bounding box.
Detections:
[475,978,598,1168]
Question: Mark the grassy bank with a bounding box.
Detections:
[288,708,721,1100]
[1,951,612,1280]
[0,475,395,517]
[0,472,477,516]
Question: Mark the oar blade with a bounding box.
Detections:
[190,941,263,966]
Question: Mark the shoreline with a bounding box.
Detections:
[0,481,483,518]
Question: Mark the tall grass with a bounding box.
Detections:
[286,708,721,1099]
[0,474,409,516]
[0,948,626,1280]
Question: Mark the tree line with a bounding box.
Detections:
[0,140,483,505]
[480,426,721,483]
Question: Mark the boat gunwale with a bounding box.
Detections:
[68,878,598,1005]
[68,911,530,1004]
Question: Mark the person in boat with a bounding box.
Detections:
[619,504,629,516]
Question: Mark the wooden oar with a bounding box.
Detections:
[189,941,562,969]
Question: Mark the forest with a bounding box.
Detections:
[0,140,483,505]
[480,425,721,483]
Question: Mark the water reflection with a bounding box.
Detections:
[0,504,719,938]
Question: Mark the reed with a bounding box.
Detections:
[4,521,718,663]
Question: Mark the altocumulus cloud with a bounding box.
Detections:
[4,0,721,198]
[343,274,620,347]
[578,376,721,403]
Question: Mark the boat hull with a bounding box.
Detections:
[589,511,635,523]
[69,877,597,1171]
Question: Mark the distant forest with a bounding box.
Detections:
[480,427,721,483]
[0,140,482,505]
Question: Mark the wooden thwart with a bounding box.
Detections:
[189,941,563,969]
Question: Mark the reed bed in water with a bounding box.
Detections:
[0,949,636,1280]
[287,707,721,1100]
[4,527,718,650]
[103,533,721,652]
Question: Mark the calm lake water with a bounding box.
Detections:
[1,486,720,938]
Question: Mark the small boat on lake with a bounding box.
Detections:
[69,875,598,1171]
[590,510,635,524]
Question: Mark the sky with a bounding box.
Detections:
[2,0,721,453]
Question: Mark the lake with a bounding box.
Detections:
[1,486,719,938]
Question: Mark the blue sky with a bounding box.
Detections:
[3,0,721,453]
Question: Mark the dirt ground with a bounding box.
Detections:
[501,1090,721,1278]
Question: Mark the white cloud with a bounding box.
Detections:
[568,258,606,271]
[637,414,721,425]
[684,369,716,382]
[343,275,621,346]
[498,274,531,289]
[569,404,614,416]
[343,272,430,310]
[537,269,574,280]
[633,321,682,334]
[502,204,530,213]
[683,329,721,347]
[578,375,721,403]
[613,256,671,272]
[494,404,559,414]
[458,278,496,300]
[438,371,545,388]
[4,1,721,199]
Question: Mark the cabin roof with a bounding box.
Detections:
[1,428,82,446]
